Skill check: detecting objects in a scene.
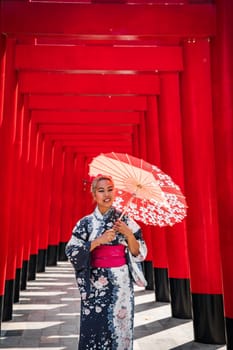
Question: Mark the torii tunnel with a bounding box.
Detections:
[0,0,233,347]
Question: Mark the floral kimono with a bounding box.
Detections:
[65,206,147,350]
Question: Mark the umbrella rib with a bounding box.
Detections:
[107,155,133,182]
[113,152,139,181]
[125,153,140,188]
[91,154,131,184]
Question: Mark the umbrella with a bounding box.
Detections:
[89,152,187,227]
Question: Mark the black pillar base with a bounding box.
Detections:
[169,278,192,319]
[226,317,233,349]
[58,242,68,261]
[37,249,47,273]
[192,293,226,344]
[14,268,21,302]
[143,261,154,290]
[21,260,28,290]
[28,254,37,280]
[47,245,58,266]
[0,294,3,325]
[154,267,170,302]
[2,279,14,321]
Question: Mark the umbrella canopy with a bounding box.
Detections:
[89,152,187,226]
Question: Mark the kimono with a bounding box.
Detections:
[65,206,147,350]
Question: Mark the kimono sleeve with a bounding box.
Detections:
[126,217,148,263]
[65,218,91,272]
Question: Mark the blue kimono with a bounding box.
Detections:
[65,206,147,350]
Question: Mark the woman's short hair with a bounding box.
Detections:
[91,175,114,193]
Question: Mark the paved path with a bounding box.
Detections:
[0,261,227,350]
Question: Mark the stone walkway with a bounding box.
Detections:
[0,261,227,350]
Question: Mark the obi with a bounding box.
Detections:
[91,244,126,268]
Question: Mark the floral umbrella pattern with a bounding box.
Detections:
[89,152,187,227]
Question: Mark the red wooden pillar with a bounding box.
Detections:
[60,148,76,256]
[147,96,170,302]
[132,125,140,158]
[13,98,25,302]
[213,0,233,347]
[181,38,225,344]
[0,37,18,322]
[37,137,53,272]
[146,96,170,302]
[0,34,6,127]
[84,154,95,215]
[136,112,155,290]
[73,153,85,221]
[8,94,25,305]
[0,35,7,322]
[0,33,7,322]
[47,142,64,266]
[18,108,31,290]
[62,151,83,260]
[27,121,40,280]
[158,72,192,318]
[33,131,44,273]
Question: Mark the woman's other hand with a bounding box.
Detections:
[91,229,115,251]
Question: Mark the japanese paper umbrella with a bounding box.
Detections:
[89,152,187,227]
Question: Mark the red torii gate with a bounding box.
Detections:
[1,1,233,347]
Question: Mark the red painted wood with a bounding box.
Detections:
[45,134,131,142]
[158,72,190,279]
[27,122,40,256]
[38,137,53,251]
[73,153,87,218]
[83,155,95,215]
[56,140,132,149]
[31,110,141,124]
[40,141,132,150]
[145,96,168,269]
[48,143,64,246]
[181,39,223,294]
[20,110,32,263]
[18,35,182,47]
[0,35,6,127]
[62,144,133,155]
[213,0,233,318]
[38,125,134,152]
[11,96,25,273]
[2,2,215,37]
[32,131,43,258]
[135,111,156,265]
[60,150,76,243]
[0,38,18,292]
[15,107,25,270]
[28,95,147,111]
[38,124,134,134]
[19,72,160,94]
[15,45,183,71]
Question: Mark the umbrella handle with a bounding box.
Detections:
[119,194,135,220]
[119,209,127,221]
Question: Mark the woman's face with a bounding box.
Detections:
[93,179,115,214]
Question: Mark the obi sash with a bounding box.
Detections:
[91,245,126,268]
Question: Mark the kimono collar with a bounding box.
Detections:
[94,206,116,222]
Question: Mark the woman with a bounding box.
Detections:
[65,175,147,350]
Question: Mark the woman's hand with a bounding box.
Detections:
[113,220,133,239]
[113,219,140,256]
[99,229,116,244]
[90,229,115,251]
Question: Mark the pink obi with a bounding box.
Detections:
[91,245,126,268]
